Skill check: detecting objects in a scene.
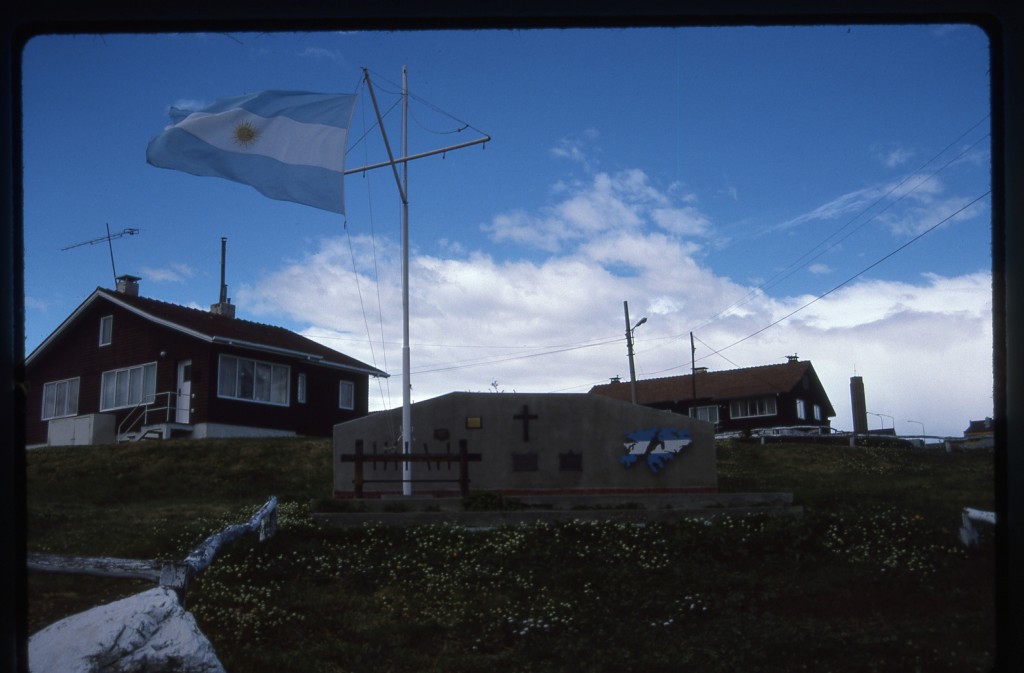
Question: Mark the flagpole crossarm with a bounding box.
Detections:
[344,135,492,176]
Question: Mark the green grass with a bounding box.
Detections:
[26,438,996,672]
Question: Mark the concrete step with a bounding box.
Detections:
[312,491,801,528]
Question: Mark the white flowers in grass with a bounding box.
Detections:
[821,506,966,575]
[178,499,968,649]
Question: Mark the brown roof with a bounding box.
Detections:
[28,287,387,377]
[590,360,833,413]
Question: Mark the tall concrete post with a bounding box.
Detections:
[850,376,868,434]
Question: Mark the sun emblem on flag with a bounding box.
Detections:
[232,120,259,147]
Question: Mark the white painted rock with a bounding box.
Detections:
[29,586,225,673]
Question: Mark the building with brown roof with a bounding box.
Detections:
[589,356,835,436]
[24,275,387,446]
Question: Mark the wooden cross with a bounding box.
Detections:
[513,404,539,441]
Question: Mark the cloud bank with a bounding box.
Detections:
[237,166,993,439]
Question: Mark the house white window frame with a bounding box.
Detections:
[41,377,80,420]
[99,315,113,346]
[813,404,822,421]
[689,405,720,424]
[297,373,307,404]
[217,354,290,406]
[338,380,355,410]
[730,396,778,419]
[796,398,806,420]
[100,362,157,411]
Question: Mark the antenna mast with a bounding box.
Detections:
[61,225,141,285]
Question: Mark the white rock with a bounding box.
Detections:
[29,586,225,673]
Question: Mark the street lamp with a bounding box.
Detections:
[867,412,893,430]
[907,420,925,437]
[623,301,647,405]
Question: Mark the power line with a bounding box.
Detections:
[391,335,624,378]
[702,189,991,357]
[691,116,990,334]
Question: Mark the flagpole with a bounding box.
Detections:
[359,66,491,497]
[400,66,413,496]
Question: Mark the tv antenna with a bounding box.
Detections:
[61,224,141,285]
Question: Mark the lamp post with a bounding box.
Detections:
[623,301,647,405]
[867,412,883,430]
[907,420,925,437]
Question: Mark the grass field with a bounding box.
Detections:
[26,438,997,672]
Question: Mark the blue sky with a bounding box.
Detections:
[21,25,993,438]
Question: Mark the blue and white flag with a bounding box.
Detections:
[146,90,357,214]
[620,427,692,473]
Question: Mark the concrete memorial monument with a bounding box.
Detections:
[333,392,716,499]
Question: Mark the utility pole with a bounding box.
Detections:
[690,332,697,401]
[623,301,646,405]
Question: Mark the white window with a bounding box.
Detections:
[814,404,822,421]
[297,373,307,404]
[730,397,777,419]
[690,405,719,424]
[99,315,113,346]
[796,398,806,420]
[100,363,156,411]
[217,354,289,406]
[338,380,355,410]
[42,377,80,420]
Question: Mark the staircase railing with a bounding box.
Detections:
[117,391,178,441]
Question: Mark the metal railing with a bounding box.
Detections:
[117,391,179,441]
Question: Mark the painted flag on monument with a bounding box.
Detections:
[146,90,357,214]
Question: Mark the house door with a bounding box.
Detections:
[176,360,192,424]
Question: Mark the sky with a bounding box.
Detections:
[20,25,993,439]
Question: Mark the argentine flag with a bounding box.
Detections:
[146,90,357,214]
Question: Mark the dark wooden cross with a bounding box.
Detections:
[513,404,539,441]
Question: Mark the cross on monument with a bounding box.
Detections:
[513,404,539,441]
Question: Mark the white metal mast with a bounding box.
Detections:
[356,67,490,496]
[400,66,413,495]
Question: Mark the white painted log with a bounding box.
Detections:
[26,553,164,583]
[29,586,225,673]
[959,507,996,547]
[183,496,277,575]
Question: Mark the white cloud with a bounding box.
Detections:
[299,46,345,63]
[808,263,832,275]
[24,296,48,312]
[138,262,195,283]
[550,129,601,170]
[773,185,885,232]
[238,167,993,440]
[483,169,709,252]
[884,147,915,168]
[880,193,987,237]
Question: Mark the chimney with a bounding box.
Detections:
[610,376,621,384]
[786,354,799,363]
[850,376,868,434]
[694,366,708,374]
[115,274,141,296]
[210,237,236,318]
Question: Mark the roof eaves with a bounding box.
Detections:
[100,290,215,343]
[210,336,388,378]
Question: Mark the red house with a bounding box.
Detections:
[24,275,387,447]
[589,356,836,437]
